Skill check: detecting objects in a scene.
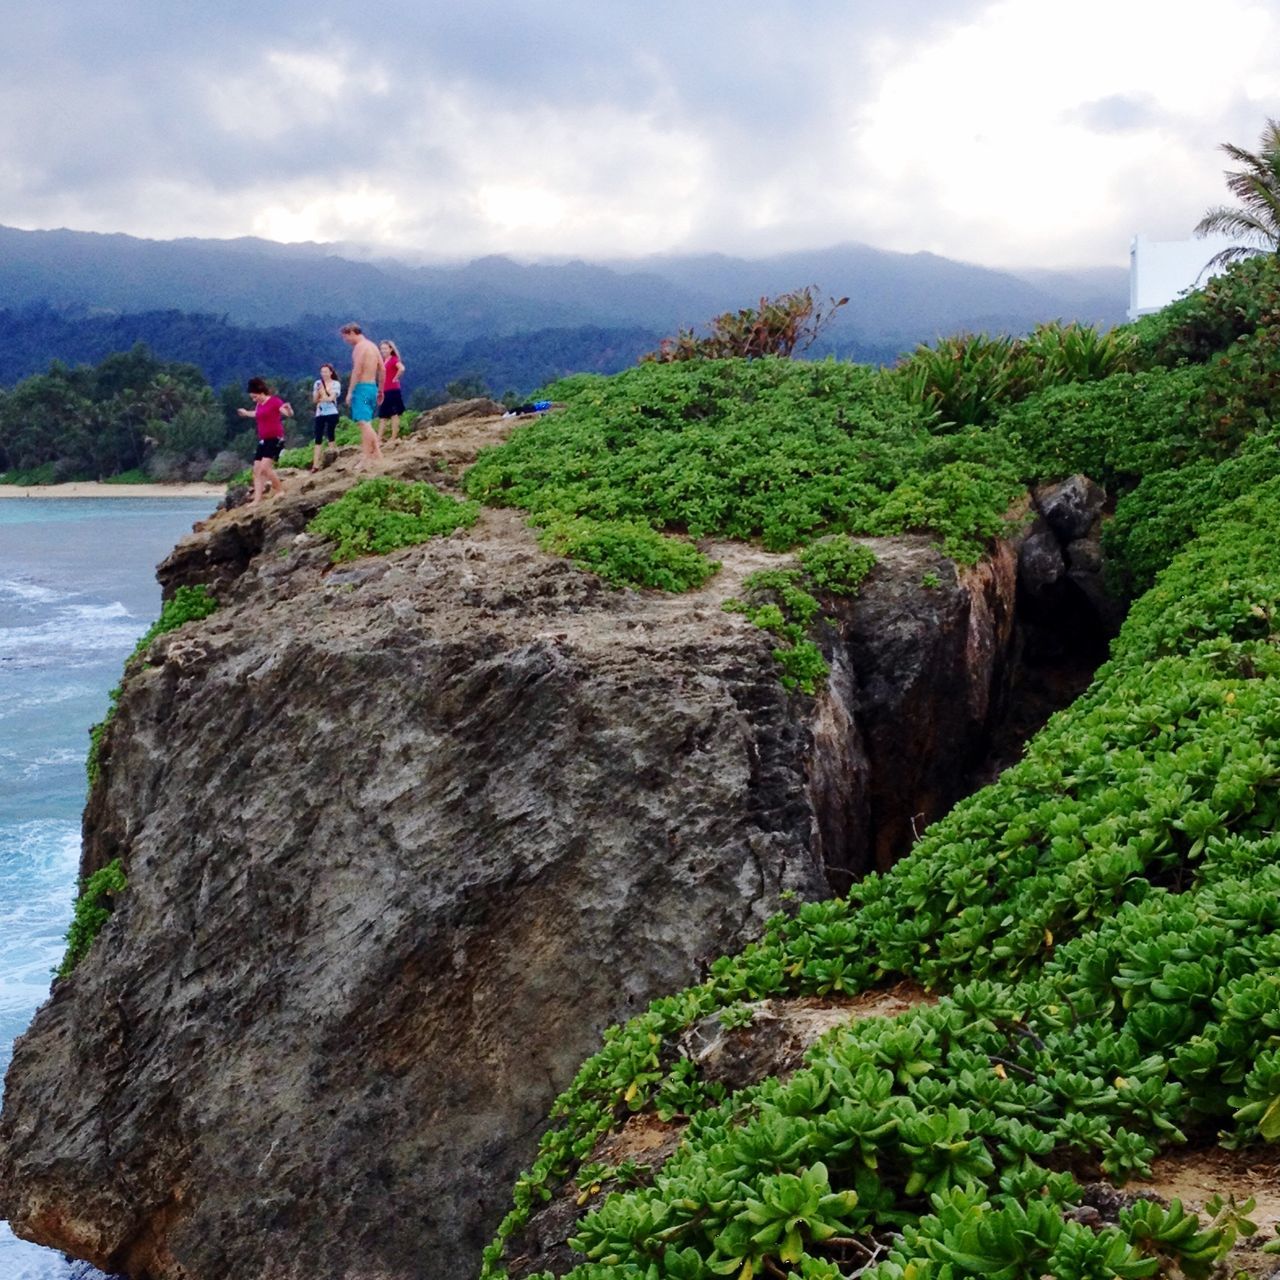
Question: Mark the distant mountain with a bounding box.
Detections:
[0,225,1129,389]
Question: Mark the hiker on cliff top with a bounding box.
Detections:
[340,323,385,467]
[237,377,293,505]
[311,362,342,473]
[378,340,407,444]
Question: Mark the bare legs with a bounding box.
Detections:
[251,458,284,504]
[357,421,383,468]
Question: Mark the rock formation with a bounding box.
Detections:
[1,421,1048,1280]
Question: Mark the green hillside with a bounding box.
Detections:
[473,255,1280,1280]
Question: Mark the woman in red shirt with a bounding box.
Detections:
[378,340,407,444]
[237,377,294,505]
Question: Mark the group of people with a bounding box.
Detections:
[238,324,407,505]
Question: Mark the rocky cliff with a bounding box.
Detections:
[1,417,1046,1280]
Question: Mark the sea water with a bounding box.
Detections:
[0,498,216,1280]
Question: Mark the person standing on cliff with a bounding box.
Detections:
[340,323,384,466]
[377,339,407,444]
[236,377,293,504]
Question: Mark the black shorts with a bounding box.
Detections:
[378,388,405,418]
[314,413,338,445]
[255,437,284,462]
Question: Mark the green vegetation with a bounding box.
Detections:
[464,359,1027,565]
[1194,116,1280,269]
[480,251,1280,1280]
[307,477,480,563]
[642,287,848,363]
[537,516,720,592]
[0,344,227,483]
[58,859,127,978]
[890,322,1136,430]
[724,541,878,694]
[87,584,219,785]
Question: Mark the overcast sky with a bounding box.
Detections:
[5,0,1278,268]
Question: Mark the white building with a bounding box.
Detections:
[1128,233,1244,320]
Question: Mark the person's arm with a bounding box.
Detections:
[237,407,254,418]
[375,354,386,403]
[281,401,294,418]
[312,382,321,406]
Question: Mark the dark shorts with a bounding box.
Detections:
[313,412,338,444]
[255,437,284,462]
[378,388,406,418]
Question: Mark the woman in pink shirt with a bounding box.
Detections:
[378,340,407,443]
[236,377,294,505]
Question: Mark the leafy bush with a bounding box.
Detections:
[465,359,1025,565]
[1104,431,1280,595]
[1131,252,1280,367]
[642,287,848,362]
[537,516,719,592]
[481,477,1280,1280]
[993,367,1209,489]
[307,477,479,563]
[86,584,219,784]
[798,537,878,596]
[723,545,877,693]
[890,334,1037,429]
[57,859,127,977]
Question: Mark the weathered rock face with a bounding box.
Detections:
[1,427,1024,1280]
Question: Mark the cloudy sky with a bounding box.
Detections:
[5,0,1279,269]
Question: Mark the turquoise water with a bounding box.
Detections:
[0,498,216,1280]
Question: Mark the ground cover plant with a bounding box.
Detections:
[58,860,127,977]
[479,255,1280,1280]
[723,539,879,693]
[482,476,1280,1280]
[307,477,480,563]
[464,358,1028,566]
[537,516,720,592]
[86,583,218,785]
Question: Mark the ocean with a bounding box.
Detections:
[0,498,216,1280]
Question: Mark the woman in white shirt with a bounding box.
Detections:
[311,362,342,472]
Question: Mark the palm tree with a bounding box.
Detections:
[1195,118,1280,270]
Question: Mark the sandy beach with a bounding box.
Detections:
[0,482,225,500]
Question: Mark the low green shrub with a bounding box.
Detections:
[58,859,127,977]
[1131,253,1280,368]
[86,584,219,784]
[723,543,878,694]
[0,462,57,485]
[798,537,878,596]
[724,568,828,694]
[465,359,1025,566]
[1105,431,1280,595]
[307,477,479,563]
[536,516,719,592]
[481,478,1280,1280]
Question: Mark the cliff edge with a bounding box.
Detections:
[1,417,1022,1280]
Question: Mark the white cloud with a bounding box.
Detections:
[4,0,1279,267]
[842,0,1280,265]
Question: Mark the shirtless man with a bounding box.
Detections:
[340,322,385,465]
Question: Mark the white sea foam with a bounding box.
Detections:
[0,577,64,607]
[0,824,104,1279]
[0,604,142,669]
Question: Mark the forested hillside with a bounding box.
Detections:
[0,305,659,404]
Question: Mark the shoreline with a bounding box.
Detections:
[0,482,225,500]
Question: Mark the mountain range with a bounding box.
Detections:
[0,224,1129,394]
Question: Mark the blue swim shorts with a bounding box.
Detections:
[350,381,379,423]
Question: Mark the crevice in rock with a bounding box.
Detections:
[813,475,1124,891]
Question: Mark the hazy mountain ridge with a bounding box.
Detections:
[0,224,1128,391]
